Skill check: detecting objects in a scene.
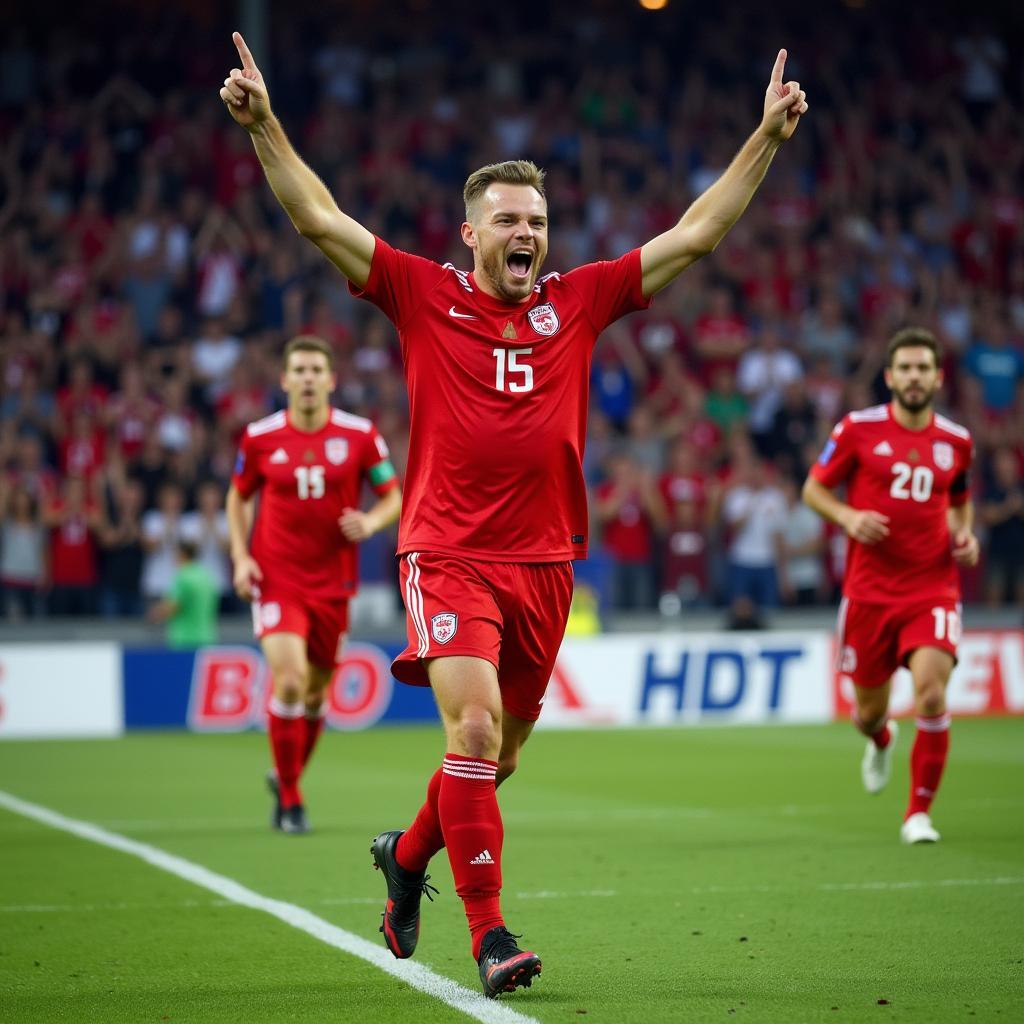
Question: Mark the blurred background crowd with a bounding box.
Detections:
[1,0,1022,625]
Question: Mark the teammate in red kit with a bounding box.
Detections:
[226,335,401,834]
[220,31,807,994]
[803,328,979,844]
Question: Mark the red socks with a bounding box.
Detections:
[437,754,505,959]
[906,713,951,818]
[268,697,305,808]
[854,712,891,749]
[396,768,445,872]
[302,706,326,767]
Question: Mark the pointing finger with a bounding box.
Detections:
[770,48,787,85]
[233,30,256,72]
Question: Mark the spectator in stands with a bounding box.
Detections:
[0,484,47,619]
[775,475,827,605]
[595,451,667,611]
[980,446,1024,608]
[141,480,187,605]
[722,456,786,616]
[43,475,102,616]
[98,477,145,617]
[737,322,804,454]
[963,313,1024,413]
[181,479,231,606]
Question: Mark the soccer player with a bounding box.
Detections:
[227,335,402,834]
[803,327,978,844]
[220,32,807,995]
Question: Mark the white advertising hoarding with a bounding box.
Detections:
[0,644,123,739]
[538,632,833,729]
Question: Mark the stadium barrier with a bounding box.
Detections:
[1,631,1022,739]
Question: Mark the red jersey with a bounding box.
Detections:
[232,409,398,600]
[809,404,973,605]
[350,238,650,561]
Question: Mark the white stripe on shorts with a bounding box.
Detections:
[405,552,430,658]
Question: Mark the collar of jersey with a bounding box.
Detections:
[466,272,541,313]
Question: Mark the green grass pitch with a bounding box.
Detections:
[1,720,1022,1023]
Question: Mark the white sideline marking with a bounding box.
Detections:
[0,790,541,1024]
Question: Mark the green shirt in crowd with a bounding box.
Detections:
[167,562,219,648]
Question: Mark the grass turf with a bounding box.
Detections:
[1,720,1022,1023]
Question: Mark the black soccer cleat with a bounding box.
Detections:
[280,804,310,834]
[370,830,438,959]
[477,926,542,999]
[266,769,282,831]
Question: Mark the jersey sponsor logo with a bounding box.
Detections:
[872,441,893,456]
[448,305,478,321]
[325,438,349,465]
[269,447,289,464]
[933,441,954,471]
[431,612,458,645]
[528,302,559,336]
[817,439,837,466]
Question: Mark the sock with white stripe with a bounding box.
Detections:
[437,754,505,959]
[268,698,305,809]
[906,713,951,819]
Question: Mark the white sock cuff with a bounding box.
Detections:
[442,756,498,782]
[916,713,951,733]
[269,697,305,720]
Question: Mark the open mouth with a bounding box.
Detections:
[506,249,534,280]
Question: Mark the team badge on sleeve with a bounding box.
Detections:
[431,612,458,645]
[325,438,349,465]
[817,439,837,466]
[234,451,245,474]
[933,442,954,471]
[528,303,560,336]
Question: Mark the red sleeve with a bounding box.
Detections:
[231,430,263,499]
[348,236,446,329]
[562,249,652,334]
[363,425,399,496]
[809,417,859,489]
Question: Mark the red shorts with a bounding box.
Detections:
[837,596,961,688]
[394,552,574,722]
[252,585,349,668]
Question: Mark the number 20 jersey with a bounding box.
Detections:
[809,403,973,605]
[350,237,650,562]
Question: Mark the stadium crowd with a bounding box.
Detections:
[1,4,1022,622]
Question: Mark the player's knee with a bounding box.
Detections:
[916,681,946,717]
[273,667,307,705]
[450,706,500,759]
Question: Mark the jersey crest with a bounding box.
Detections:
[431,612,458,645]
[932,441,954,471]
[528,303,560,336]
[325,438,349,465]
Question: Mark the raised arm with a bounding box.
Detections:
[640,49,808,297]
[220,31,375,287]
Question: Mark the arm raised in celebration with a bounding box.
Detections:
[640,49,808,298]
[220,31,374,287]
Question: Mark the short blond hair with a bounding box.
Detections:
[463,160,546,220]
[283,334,334,370]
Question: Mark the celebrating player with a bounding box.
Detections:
[803,327,978,844]
[220,31,806,995]
[227,335,401,834]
